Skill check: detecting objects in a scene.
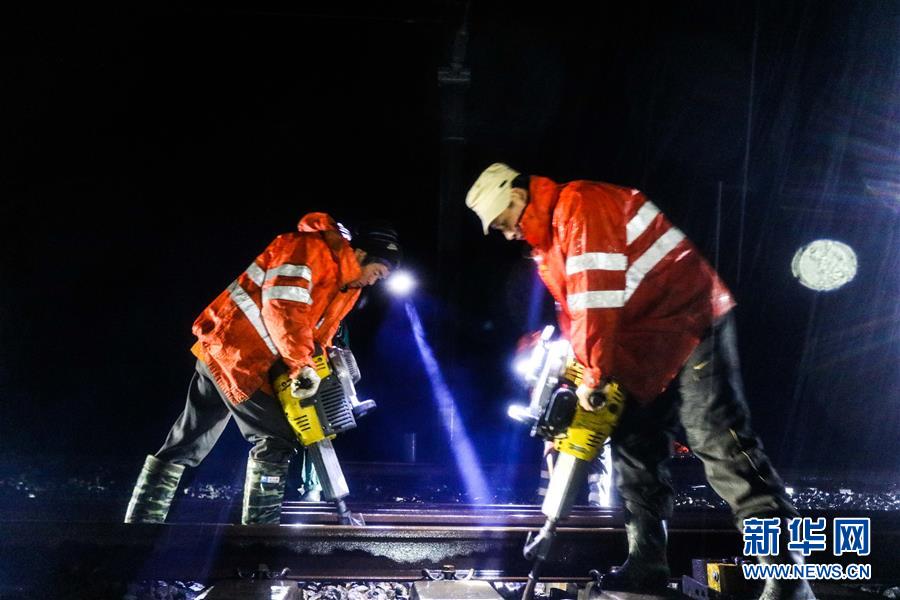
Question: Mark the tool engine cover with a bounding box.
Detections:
[314,374,356,436]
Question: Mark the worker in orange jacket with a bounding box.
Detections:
[124,214,402,525]
[467,164,812,600]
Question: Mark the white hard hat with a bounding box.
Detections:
[465,162,521,234]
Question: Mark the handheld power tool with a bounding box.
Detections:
[274,345,375,525]
[508,326,626,600]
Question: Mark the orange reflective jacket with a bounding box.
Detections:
[521,176,735,403]
[192,213,362,404]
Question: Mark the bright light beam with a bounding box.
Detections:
[386,271,417,296]
[404,301,491,503]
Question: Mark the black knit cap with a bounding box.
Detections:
[351,220,402,269]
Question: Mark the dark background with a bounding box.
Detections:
[2,1,899,479]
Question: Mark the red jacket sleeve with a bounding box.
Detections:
[259,234,318,378]
[557,185,627,389]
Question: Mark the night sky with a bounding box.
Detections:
[2,1,899,476]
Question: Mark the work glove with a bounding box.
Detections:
[576,384,596,412]
[290,366,321,400]
[543,441,558,461]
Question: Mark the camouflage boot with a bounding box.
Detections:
[124,454,185,523]
[241,456,289,525]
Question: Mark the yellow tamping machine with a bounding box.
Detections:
[507,326,625,600]
[273,345,375,525]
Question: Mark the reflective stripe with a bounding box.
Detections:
[265,264,312,283]
[587,473,601,483]
[539,471,550,479]
[625,227,686,302]
[245,263,265,287]
[567,290,625,310]
[263,286,312,305]
[626,201,661,245]
[537,487,548,496]
[227,281,278,355]
[566,252,627,275]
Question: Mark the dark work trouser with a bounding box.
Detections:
[155,360,297,467]
[610,312,796,527]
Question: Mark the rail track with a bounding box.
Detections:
[279,502,623,527]
[1,505,898,589]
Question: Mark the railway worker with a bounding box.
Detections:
[124,215,402,525]
[465,163,814,600]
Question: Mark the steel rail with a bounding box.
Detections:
[0,520,731,582]
[3,510,898,586]
[280,503,622,526]
[280,503,900,531]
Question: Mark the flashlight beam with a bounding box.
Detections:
[404,301,490,503]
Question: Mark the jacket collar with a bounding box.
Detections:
[520,175,562,252]
[297,212,362,286]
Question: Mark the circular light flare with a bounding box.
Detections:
[512,357,531,376]
[386,270,417,296]
[791,239,858,292]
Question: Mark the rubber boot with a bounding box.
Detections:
[601,513,670,592]
[124,454,185,523]
[241,456,289,525]
[757,544,817,600]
